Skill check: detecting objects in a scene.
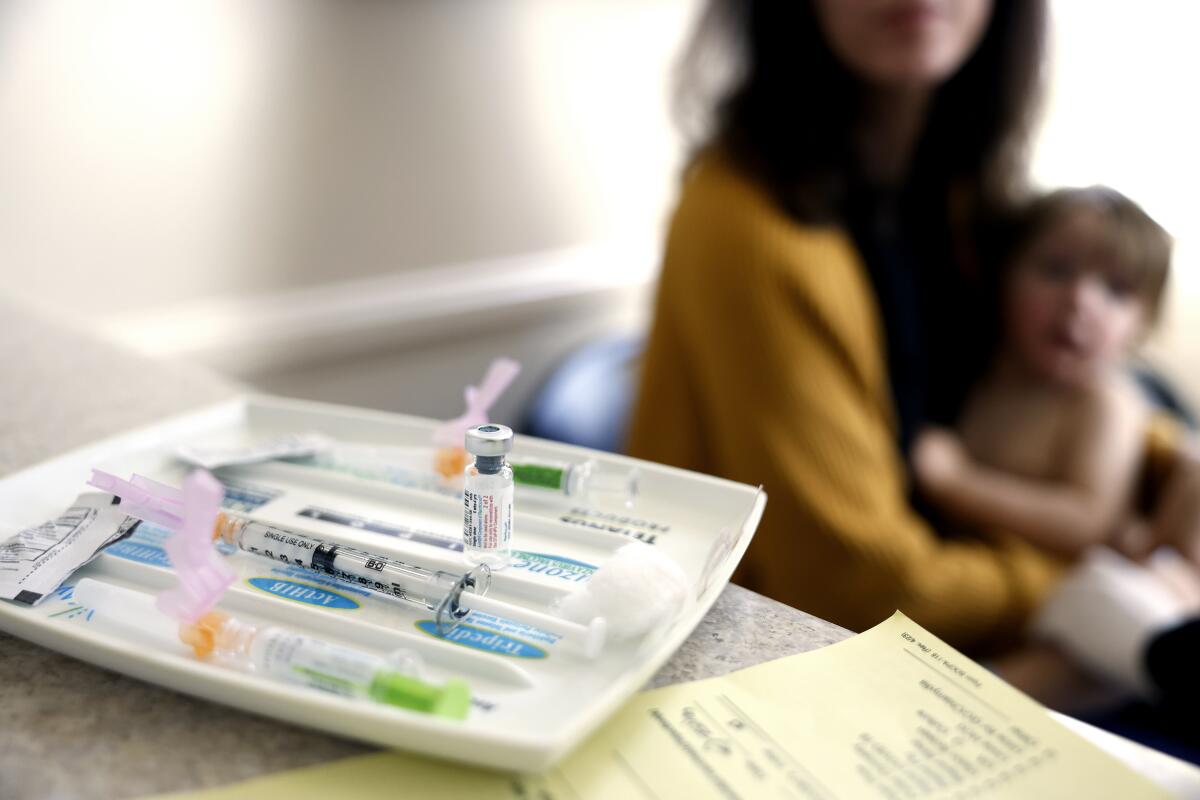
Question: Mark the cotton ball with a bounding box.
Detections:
[557,542,690,640]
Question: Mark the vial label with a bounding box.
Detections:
[463,485,513,551]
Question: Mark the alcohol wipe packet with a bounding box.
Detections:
[0,493,138,605]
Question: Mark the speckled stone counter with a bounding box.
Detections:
[0,299,850,799]
[0,584,850,799]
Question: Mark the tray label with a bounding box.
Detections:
[415,620,547,659]
[107,538,172,568]
[557,507,671,545]
[509,551,596,584]
[247,578,360,610]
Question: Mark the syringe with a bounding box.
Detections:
[213,512,484,630]
[212,513,605,657]
[72,579,471,718]
[208,513,609,657]
[293,444,639,507]
[90,469,607,657]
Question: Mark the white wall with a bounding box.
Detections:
[5,0,1195,418]
[1033,0,1200,402]
[0,0,696,319]
[279,1,692,289]
[0,0,303,311]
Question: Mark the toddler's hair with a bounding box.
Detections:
[1006,186,1173,324]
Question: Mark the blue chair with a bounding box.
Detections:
[1132,363,1197,429]
[522,334,644,452]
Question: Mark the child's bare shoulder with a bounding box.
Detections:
[1065,370,1151,441]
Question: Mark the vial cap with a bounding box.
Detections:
[465,423,513,457]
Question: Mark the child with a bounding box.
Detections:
[912,186,1194,565]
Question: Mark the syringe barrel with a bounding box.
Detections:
[218,514,460,614]
[508,457,589,496]
[315,543,454,612]
[508,457,638,506]
[218,515,323,568]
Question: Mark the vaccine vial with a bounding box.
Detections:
[462,423,514,569]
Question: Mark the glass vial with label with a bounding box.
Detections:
[462,423,514,569]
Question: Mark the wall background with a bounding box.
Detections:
[1031,0,1200,403]
[1,0,1196,420]
[0,0,693,311]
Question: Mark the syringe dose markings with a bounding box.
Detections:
[240,526,429,608]
[295,507,461,552]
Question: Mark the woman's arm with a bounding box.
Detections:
[628,162,1062,651]
[1145,422,1200,564]
[912,389,1145,556]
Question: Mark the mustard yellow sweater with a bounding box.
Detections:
[628,156,1064,651]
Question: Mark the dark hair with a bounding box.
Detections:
[1006,187,1173,324]
[676,1,1047,226]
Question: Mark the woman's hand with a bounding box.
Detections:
[911,427,970,497]
[1110,517,1157,562]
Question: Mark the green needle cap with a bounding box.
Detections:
[368,672,471,720]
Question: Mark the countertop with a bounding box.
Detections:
[0,299,850,799]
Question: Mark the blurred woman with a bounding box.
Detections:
[629,0,1062,652]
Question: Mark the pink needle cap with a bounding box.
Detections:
[432,357,521,447]
[88,468,235,623]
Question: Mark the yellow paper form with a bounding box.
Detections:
[155,612,1167,800]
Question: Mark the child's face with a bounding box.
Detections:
[1004,207,1146,387]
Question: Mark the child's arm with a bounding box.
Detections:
[913,386,1145,556]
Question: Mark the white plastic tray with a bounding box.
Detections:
[0,395,764,771]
